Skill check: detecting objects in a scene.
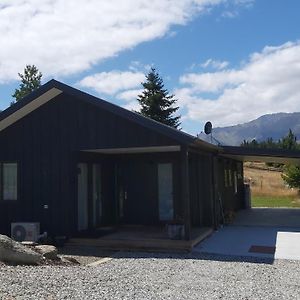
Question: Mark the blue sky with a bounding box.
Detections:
[1,0,300,135]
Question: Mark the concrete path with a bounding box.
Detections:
[194,208,300,260]
[234,208,300,227]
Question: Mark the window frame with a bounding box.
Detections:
[0,162,19,201]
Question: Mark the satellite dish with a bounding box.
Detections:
[204,121,212,135]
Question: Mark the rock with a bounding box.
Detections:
[35,245,58,260]
[21,241,38,246]
[60,256,80,265]
[0,234,43,265]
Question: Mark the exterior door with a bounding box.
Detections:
[77,163,88,231]
[117,161,157,224]
[158,163,174,221]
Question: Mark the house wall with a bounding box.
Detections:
[189,151,214,227]
[0,93,180,237]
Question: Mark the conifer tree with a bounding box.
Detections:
[137,68,181,129]
[12,65,42,101]
[279,128,297,150]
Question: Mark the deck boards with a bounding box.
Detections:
[67,226,213,252]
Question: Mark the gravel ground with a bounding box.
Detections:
[58,246,115,266]
[0,252,299,300]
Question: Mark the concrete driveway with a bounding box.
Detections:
[193,208,300,260]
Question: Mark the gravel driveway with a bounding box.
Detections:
[0,252,299,300]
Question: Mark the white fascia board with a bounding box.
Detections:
[0,88,63,132]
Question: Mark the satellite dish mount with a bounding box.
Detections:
[204,121,213,143]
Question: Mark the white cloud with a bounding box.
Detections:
[0,0,228,83]
[180,69,244,92]
[233,0,254,8]
[200,59,229,70]
[79,70,145,111]
[221,0,254,18]
[128,61,152,73]
[188,58,229,72]
[117,89,143,102]
[79,71,144,95]
[221,10,238,18]
[122,101,140,112]
[176,41,300,127]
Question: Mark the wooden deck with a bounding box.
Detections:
[67,226,213,252]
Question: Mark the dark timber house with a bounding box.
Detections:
[0,80,245,242]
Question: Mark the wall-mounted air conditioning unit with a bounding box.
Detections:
[11,222,40,242]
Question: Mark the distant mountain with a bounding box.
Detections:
[199,112,300,146]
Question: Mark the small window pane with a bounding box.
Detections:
[3,163,18,200]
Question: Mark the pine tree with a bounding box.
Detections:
[279,128,297,150]
[12,65,42,101]
[137,68,181,129]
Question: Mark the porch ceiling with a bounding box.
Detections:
[221,146,300,165]
[82,145,181,154]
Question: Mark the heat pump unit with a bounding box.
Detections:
[11,222,40,242]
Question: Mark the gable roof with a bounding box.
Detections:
[0,79,218,151]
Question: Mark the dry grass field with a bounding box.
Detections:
[244,162,300,207]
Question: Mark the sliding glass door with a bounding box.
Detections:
[77,163,102,231]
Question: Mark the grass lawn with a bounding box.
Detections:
[252,196,300,208]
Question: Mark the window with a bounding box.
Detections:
[1,163,18,201]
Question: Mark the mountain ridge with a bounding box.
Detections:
[199,112,300,146]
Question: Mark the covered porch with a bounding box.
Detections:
[75,144,210,244]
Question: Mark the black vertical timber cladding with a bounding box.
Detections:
[0,93,182,236]
[189,151,214,227]
[181,146,191,240]
[211,155,219,228]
